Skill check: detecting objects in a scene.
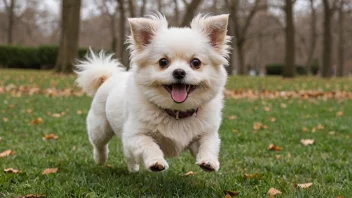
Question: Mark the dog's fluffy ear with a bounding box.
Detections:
[191,14,230,57]
[128,15,168,51]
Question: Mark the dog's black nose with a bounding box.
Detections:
[173,69,186,79]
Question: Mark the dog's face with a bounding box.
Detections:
[128,14,230,111]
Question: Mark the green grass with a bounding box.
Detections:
[0,69,351,197]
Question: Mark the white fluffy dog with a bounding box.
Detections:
[75,14,230,172]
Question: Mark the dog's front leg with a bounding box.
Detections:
[195,133,220,172]
[123,134,169,172]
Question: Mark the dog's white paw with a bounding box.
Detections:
[196,159,220,172]
[145,159,169,172]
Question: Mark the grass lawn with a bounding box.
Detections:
[0,69,351,197]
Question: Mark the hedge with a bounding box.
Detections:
[265,63,319,76]
[0,45,88,69]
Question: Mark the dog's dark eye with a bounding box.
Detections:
[190,58,201,69]
[159,58,169,68]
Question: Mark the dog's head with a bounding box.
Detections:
[127,14,230,111]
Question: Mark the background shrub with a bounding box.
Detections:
[266,63,320,76]
[0,45,88,70]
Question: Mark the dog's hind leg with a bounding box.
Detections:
[87,111,114,165]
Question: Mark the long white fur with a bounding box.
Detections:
[76,14,230,172]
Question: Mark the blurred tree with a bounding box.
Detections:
[55,0,81,73]
[226,0,265,75]
[337,0,346,77]
[2,0,16,44]
[181,0,202,26]
[283,0,296,78]
[116,0,127,66]
[305,0,317,75]
[322,0,338,78]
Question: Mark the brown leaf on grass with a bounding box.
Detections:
[0,149,16,158]
[72,146,76,150]
[275,155,281,160]
[2,117,8,122]
[76,110,83,115]
[311,128,316,133]
[223,190,240,197]
[243,173,262,180]
[228,115,237,120]
[267,188,282,196]
[4,168,22,174]
[51,113,62,118]
[42,134,58,141]
[0,137,2,142]
[185,171,195,177]
[270,117,276,123]
[287,153,291,158]
[30,117,43,125]
[295,182,313,189]
[336,196,343,198]
[224,194,232,198]
[106,164,113,168]
[316,124,324,130]
[267,144,282,151]
[264,107,271,112]
[41,168,58,175]
[300,139,314,146]
[336,111,343,117]
[20,194,45,198]
[253,122,267,130]
[280,103,287,108]
[232,129,239,133]
[302,127,308,132]
[27,109,33,114]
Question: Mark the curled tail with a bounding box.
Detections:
[75,49,124,97]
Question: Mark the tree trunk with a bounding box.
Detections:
[140,0,147,16]
[322,0,332,78]
[173,0,179,25]
[128,0,136,18]
[55,0,81,73]
[4,0,16,44]
[337,0,345,77]
[237,40,246,75]
[305,0,317,75]
[181,0,202,27]
[111,13,117,53]
[117,0,127,66]
[283,0,295,78]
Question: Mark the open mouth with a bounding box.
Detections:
[163,83,196,103]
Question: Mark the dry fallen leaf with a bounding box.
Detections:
[228,115,237,120]
[232,129,239,133]
[275,155,281,160]
[2,117,8,122]
[4,168,22,174]
[311,128,316,133]
[0,137,2,142]
[295,182,313,189]
[185,171,195,177]
[72,146,76,150]
[243,173,262,180]
[51,113,62,118]
[42,168,58,175]
[267,144,282,151]
[300,139,315,146]
[280,103,287,108]
[30,117,43,125]
[270,117,276,122]
[223,190,240,197]
[42,134,58,141]
[336,111,343,117]
[264,107,271,112]
[316,124,324,130]
[302,127,308,132]
[253,122,267,130]
[224,194,232,198]
[0,149,16,158]
[106,164,113,168]
[20,194,45,198]
[76,110,83,115]
[267,188,282,196]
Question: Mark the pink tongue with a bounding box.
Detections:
[171,84,188,103]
